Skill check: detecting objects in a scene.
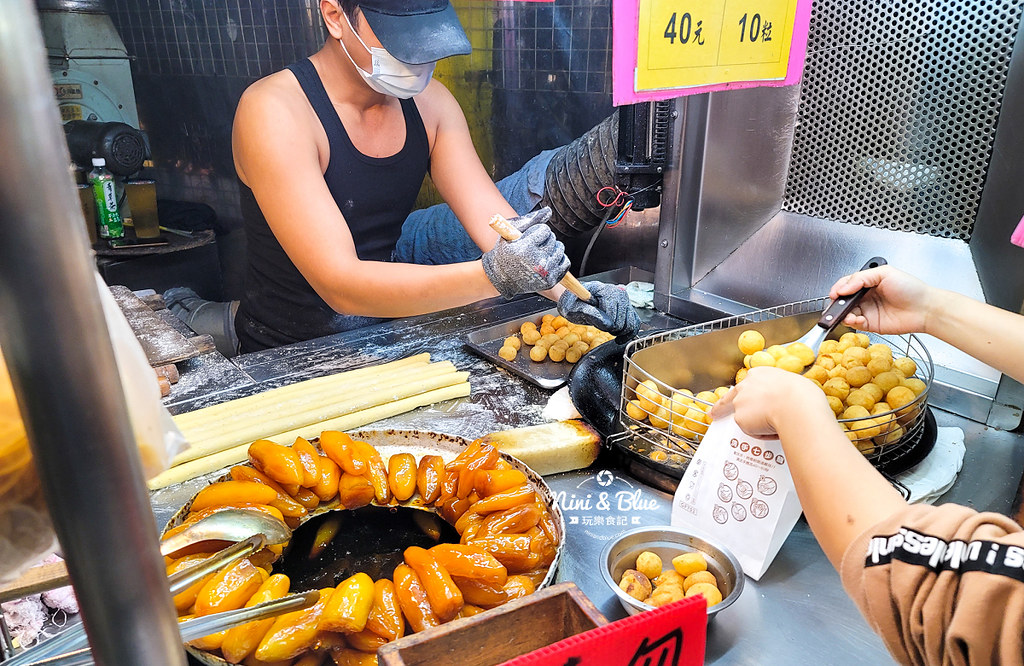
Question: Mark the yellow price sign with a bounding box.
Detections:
[640,2,725,72]
[636,0,798,91]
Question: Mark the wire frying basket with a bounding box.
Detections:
[619,298,934,470]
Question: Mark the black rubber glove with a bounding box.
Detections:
[481,207,570,298]
[557,281,641,340]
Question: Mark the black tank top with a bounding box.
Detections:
[235,58,430,353]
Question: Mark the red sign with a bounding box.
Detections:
[498,596,707,666]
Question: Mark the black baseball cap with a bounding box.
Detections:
[357,1,472,65]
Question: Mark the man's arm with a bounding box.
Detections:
[417,82,640,338]
[232,78,500,318]
[416,81,571,301]
[417,80,516,254]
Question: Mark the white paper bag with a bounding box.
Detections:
[670,415,802,580]
[95,274,188,478]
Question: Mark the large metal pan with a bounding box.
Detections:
[166,429,566,666]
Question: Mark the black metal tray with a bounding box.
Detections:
[465,308,569,389]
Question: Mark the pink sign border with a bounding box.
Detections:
[612,0,814,106]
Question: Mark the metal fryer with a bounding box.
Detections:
[617,298,935,474]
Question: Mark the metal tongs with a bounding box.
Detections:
[5,514,307,666]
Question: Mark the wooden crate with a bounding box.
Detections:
[378,582,607,666]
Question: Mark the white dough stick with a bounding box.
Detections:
[148,381,471,490]
[172,353,431,432]
[174,361,455,452]
[171,368,466,466]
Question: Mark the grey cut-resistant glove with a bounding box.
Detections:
[481,207,570,298]
[558,281,642,340]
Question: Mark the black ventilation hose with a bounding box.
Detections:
[539,111,619,238]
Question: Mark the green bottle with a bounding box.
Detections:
[89,157,124,239]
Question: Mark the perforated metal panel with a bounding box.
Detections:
[783,1,1024,240]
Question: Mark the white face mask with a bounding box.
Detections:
[340,12,436,99]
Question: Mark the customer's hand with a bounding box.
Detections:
[481,207,569,298]
[557,281,641,340]
[712,367,832,438]
[829,265,938,335]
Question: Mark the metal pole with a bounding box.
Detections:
[0,1,186,664]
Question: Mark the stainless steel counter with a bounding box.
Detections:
[153,290,1024,666]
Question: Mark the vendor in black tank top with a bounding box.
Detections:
[232,0,639,353]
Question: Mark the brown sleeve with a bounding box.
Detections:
[840,503,1024,666]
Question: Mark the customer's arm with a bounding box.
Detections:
[713,265,1024,664]
[711,368,907,569]
[714,368,1024,665]
[831,266,1024,383]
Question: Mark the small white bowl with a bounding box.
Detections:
[600,525,744,618]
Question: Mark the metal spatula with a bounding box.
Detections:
[788,257,887,358]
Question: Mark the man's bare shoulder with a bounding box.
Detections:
[233,68,319,181]
[237,69,307,120]
[414,79,464,131]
